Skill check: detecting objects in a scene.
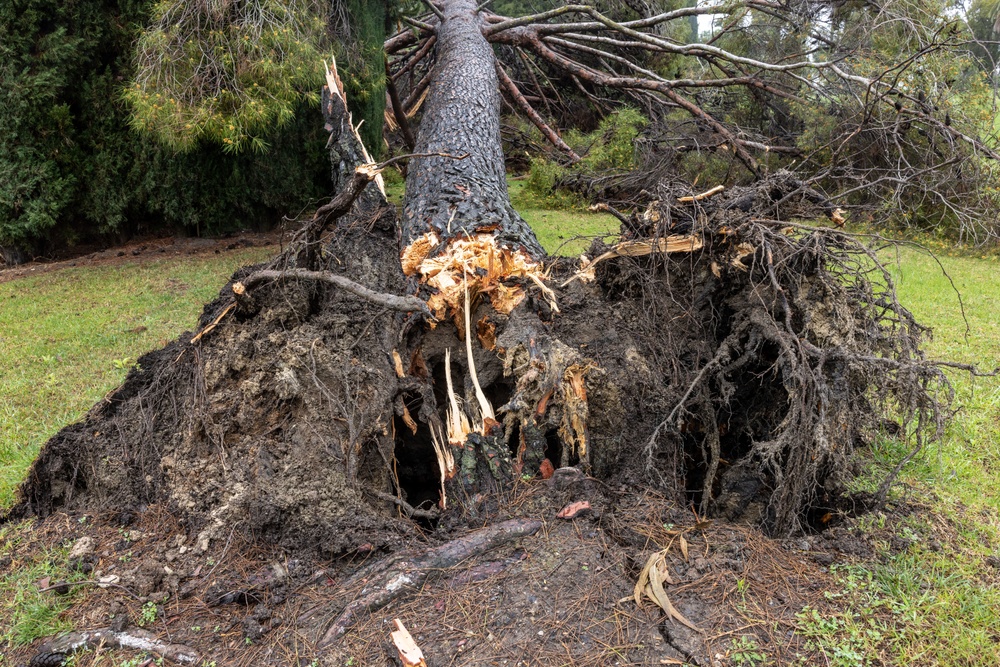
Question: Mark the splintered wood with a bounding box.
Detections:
[562,236,704,287]
[400,232,554,321]
[559,363,591,460]
[390,619,427,667]
[325,58,385,197]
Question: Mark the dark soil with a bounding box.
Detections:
[4,480,877,667]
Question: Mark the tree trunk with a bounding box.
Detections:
[402,0,543,259]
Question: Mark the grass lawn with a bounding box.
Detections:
[790,246,1000,666]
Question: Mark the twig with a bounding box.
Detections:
[363,486,441,520]
[677,185,725,202]
[190,303,235,344]
[419,0,445,21]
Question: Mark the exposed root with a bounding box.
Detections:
[316,518,543,646]
[33,627,199,665]
[236,269,429,314]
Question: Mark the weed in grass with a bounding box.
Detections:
[139,600,158,627]
[729,635,767,666]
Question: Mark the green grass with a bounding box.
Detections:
[791,245,1000,666]
[0,248,272,509]
[0,520,84,647]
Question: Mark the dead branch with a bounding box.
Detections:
[34,628,199,665]
[236,269,430,315]
[386,60,417,150]
[496,63,580,162]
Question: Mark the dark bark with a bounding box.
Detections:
[402,0,544,259]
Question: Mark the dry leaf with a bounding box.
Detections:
[633,550,702,633]
[557,500,591,519]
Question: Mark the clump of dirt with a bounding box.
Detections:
[13,206,417,558]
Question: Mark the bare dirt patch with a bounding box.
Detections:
[4,480,856,667]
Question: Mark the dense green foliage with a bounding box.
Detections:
[0,0,332,256]
[337,0,388,153]
[0,0,395,256]
[523,108,647,206]
[125,0,387,154]
[125,0,330,152]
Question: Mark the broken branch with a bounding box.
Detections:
[236,269,430,315]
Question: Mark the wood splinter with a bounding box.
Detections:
[676,185,725,203]
[390,619,428,666]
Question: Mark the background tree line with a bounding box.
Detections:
[4,0,1000,262]
[0,0,387,262]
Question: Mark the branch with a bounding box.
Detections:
[419,0,445,21]
[36,628,199,665]
[496,63,581,162]
[502,32,760,174]
[317,519,542,646]
[393,35,437,82]
[386,59,417,150]
[237,269,430,315]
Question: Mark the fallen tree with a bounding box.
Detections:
[5,0,952,659]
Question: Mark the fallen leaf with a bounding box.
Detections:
[556,500,591,519]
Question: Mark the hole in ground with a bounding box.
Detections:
[392,395,441,527]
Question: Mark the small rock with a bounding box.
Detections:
[110,613,128,632]
[813,552,835,566]
[69,536,95,560]
[242,618,266,641]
